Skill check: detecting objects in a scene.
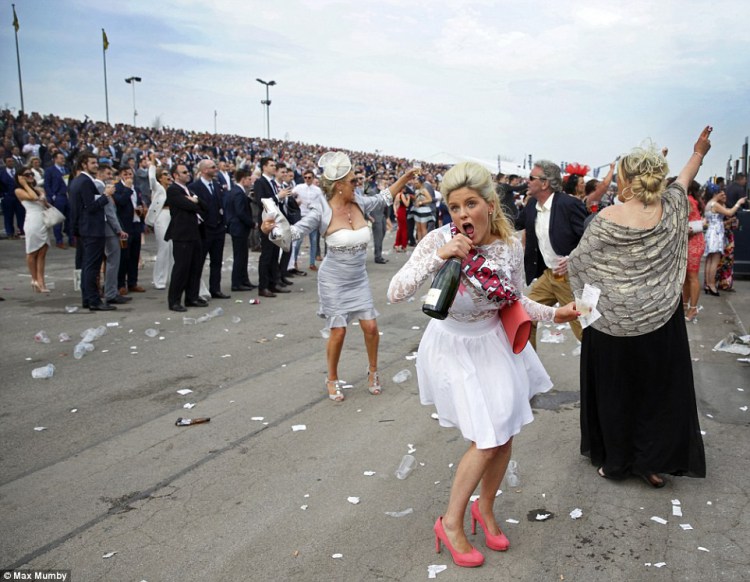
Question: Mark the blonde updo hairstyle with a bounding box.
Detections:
[441,161,514,243]
[617,142,670,206]
[319,173,350,201]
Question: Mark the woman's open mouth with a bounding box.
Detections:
[462,223,475,239]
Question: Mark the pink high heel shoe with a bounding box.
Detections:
[433,517,484,568]
[470,499,510,551]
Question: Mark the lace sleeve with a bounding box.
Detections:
[511,238,556,322]
[290,199,323,240]
[387,228,447,303]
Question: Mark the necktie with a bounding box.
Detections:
[208,182,214,196]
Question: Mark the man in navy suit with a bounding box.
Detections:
[254,157,291,297]
[515,160,586,347]
[189,159,230,299]
[216,160,233,193]
[69,152,116,311]
[114,166,147,294]
[44,151,73,248]
[1,155,24,238]
[224,167,256,291]
[165,163,207,311]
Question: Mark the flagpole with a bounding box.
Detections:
[12,4,24,113]
[102,29,109,124]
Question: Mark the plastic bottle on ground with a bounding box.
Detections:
[395,454,416,479]
[34,331,51,344]
[73,342,94,360]
[392,369,412,384]
[209,307,224,318]
[31,364,56,379]
[505,459,520,488]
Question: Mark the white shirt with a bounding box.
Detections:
[121,181,141,223]
[534,192,561,270]
[292,183,324,217]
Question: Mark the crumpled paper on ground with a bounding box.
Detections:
[713,333,750,356]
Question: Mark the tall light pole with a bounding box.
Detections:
[256,78,276,139]
[125,76,141,127]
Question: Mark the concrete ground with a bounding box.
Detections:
[0,228,748,581]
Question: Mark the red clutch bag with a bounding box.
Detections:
[500,301,531,354]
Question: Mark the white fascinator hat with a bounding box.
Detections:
[318,151,352,181]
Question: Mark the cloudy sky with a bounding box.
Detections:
[1,0,748,180]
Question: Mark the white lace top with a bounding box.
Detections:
[388,225,556,324]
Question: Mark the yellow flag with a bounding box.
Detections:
[12,5,19,32]
[102,28,109,51]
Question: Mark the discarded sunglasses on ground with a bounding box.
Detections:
[175,417,211,427]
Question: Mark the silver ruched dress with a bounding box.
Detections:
[286,189,392,329]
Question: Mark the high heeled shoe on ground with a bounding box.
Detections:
[470,499,510,551]
[685,304,702,323]
[326,379,345,402]
[433,517,484,568]
[367,367,382,395]
[705,286,720,297]
[31,280,40,293]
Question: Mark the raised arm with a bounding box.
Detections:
[675,126,712,191]
[387,168,419,196]
[586,162,615,209]
[712,197,748,217]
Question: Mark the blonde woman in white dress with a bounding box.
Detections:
[388,162,578,568]
[15,168,52,293]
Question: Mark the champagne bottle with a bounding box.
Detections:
[422,257,462,320]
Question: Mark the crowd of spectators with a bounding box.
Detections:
[0,109,448,199]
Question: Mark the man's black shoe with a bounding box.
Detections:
[269,287,291,294]
[231,285,253,291]
[169,304,187,312]
[288,269,307,277]
[186,299,209,307]
[108,295,132,304]
[89,302,116,311]
[210,292,231,299]
[258,289,277,298]
[374,257,389,264]
[280,278,294,286]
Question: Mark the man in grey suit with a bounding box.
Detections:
[365,174,388,264]
[95,164,132,305]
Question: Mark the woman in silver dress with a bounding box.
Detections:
[262,152,416,402]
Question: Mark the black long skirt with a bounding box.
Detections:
[580,301,706,479]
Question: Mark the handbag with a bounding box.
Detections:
[688,220,703,234]
[42,205,66,228]
[499,300,532,354]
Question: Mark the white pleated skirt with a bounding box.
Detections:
[417,314,552,449]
